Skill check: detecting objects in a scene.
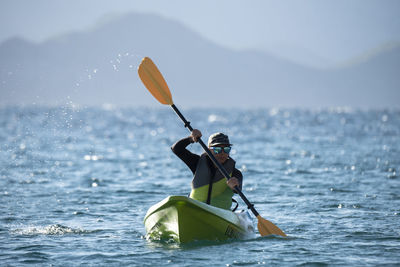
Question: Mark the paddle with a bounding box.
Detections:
[138,57,286,237]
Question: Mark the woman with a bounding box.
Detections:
[171,130,243,210]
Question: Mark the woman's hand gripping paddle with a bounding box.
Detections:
[138,57,286,237]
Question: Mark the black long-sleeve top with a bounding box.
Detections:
[171,136,243,190]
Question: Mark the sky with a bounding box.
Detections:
[1,0,400,68]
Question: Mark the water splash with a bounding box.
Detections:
[10,224,98,236]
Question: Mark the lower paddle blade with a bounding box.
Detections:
[257,215,287,237]
[138,57,173,105]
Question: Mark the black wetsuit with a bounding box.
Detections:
[171,136,243,190]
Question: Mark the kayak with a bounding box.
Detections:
[144,195,254,243]
[144,196,254,243]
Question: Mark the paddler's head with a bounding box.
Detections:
[208,132,232,164]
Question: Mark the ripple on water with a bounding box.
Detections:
[1,107,400,266]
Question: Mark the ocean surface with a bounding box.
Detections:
[0,106,399,266]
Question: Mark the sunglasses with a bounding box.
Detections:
[211,146,231,154]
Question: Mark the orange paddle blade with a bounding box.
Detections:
[138,57,173,105]
[257,215,287,237]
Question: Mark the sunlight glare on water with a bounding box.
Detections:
[0,106,399,266]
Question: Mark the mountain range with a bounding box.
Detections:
[1,12,399,108]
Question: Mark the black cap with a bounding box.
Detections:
[207,132,232,147]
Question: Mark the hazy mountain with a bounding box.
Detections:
[1,13,399,108]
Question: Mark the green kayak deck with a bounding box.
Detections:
[144,195,254,243]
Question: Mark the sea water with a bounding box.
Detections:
[1,106,399,266]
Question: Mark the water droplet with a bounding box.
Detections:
[139,162,148,167]
[208,114,218,122]
[241,165,247,172]
[269,108,279,116]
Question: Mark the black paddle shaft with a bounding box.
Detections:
[171,104,260,217]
